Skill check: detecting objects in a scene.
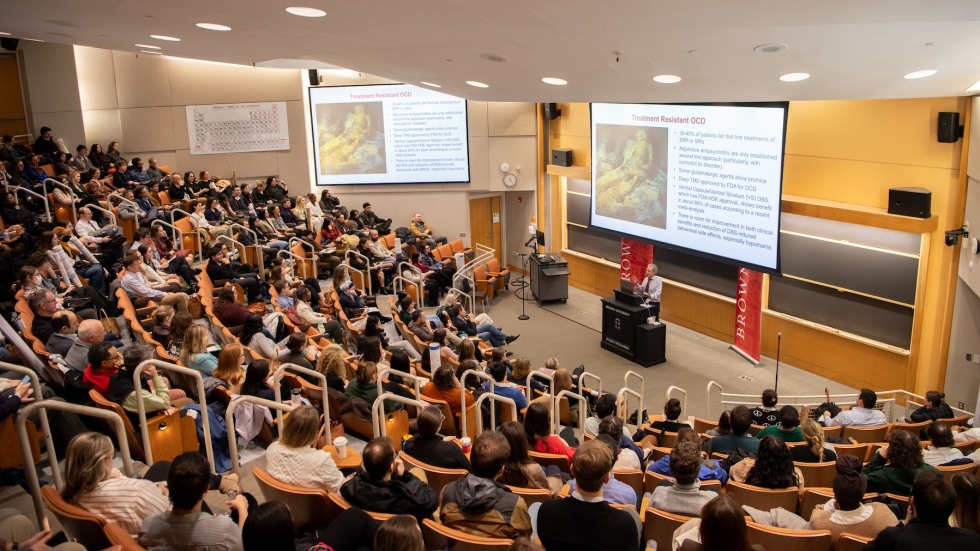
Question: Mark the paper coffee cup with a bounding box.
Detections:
[290,388,302,406]
[460,437,472,453]
[334,436,348,459]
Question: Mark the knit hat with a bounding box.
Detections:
[833,454,867,510]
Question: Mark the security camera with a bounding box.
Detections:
[945,227,969,247]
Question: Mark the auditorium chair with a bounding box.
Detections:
[88,389,198,463]
[745,521,832,551]
[400,452,468,495]
[528,450,571,474]
[612,469,645,498]
[798,488,880,521]
[504,484,553,506]
[642,507,692,551]
[794,460,836,488]
[421,519,513,551]
[936,462,978,482]
[831,443,870,462]
[886,420,930,438]
[692,417,719,433]
[485,257,510,292]
[252,467,345,530]
[938,415,971,426]
[841,424,889,444]
[103,522,148,550]
[41,486,113,550]
[449,238,474,260]
[725,481,799,513]
[0,417,41,470]
[836,533,873,551]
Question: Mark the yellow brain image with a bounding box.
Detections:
[594,125,668,228]
[317,102,387,175]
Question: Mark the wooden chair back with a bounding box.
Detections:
[887,421,929,438]
[252,467,344,530]
[0,417,41,469]
[794,461,837,488]
[841,424,889,444]
[746,521,832,551]
[529,450,571,473]
[883,493,910,516]
[504,484,553,506]
[692,417,719,433]
[158,190,171,205]
[831,443,870,462]
[799,488,834,520]
[417,395,459,436]
[642,507,692,551]
[435,244,454,261]
[88,389,146,460]
[936,462,977,482]
[174,217,200,256]
[41,485,111,550]
[421,519,514,551]
[400,452,468,495]
[938,415,971,427]
[612,469,645,499]
[725,481,800,512]
[836,533,873,551]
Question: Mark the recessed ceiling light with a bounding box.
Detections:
[420,81,441,88]
[286,7,327,17]
[480,53,508,63]
[150,35,181,42]
[135,43,161,49]
[466,81,489,88]
[754,43,788,54]
[542,77,567,86]
[779,72,810,82]
[196,23,231,32]
[0,32,9,36]
[139,50,163,55]
[652,74,681,84]
[904,69,937,79]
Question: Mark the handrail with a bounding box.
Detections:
[391,275,422,306]
[460,369,494,437]
[555,389,588,434]
[624,370,645,425]
[18,401,132,530]
[225,396,295,477]
[475,392,517,435]
[289,236,316,254]
[111,193,142,226]
[444,288,473,313]
[377,367,423,399]
[2,362,57,485]
[666,385,688,419]
[215,234,246,265]
[524,370,555,402]
[272,362,330,429]
[13,185,51,222]
[45,178,78,221]
[169,207,206,262]
[617,387,643,429]
[396,261,424,305]
[288,236,319,279]
[134,359,214,469]
[578,371,602,397]
[344,249,374,295]
[372,392,427,440]
[84,202,118,227]
[706,381,723,419]
[149,219,185,256]
[228,223,265,277]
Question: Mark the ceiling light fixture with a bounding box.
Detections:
[779,72,810,82]
[150,35,181,42]
[420,81,441,88]
[196,23,231,31]
[542,77,567,86]
[653,74,681,84]
[753,43,788,54]
[966,79,980,93]
[466,81,489,88]
[904,69,937,79]
[22,38,44,42]
[0,32,10,36]
[135,43,161,49]
[139,50,163,55]
[286,7,327,17]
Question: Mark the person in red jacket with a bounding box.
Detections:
[84,342,122,396]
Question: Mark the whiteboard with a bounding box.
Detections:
[186,102,290,155]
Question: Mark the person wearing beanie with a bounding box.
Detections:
[810,455,898,544]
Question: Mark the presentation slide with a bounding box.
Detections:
[309,84,470,185]
[591,102,787,271]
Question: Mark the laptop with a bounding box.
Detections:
[620,278,634,293]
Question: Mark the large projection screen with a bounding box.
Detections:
[309,84,470,185]
[590,102,787,271]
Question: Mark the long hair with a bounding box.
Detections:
[242,501,295,551]
[699,494,753,551]
[499,421,534,487]
[279,405,320,449]
[952,473,980,532]
[745,436,799,489]
[316,344,347,382]
[524,402,552,446]
[457,339,477,363]
[801,418,826,461]
[511,358,531,380]
[62,432,114,504]
[213,344,244,390]
[239,314,264,347]
[179,324,209,367]
[240,360,271,398]
[374,515,424,551]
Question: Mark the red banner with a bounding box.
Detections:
[620,238,653,285]
[732,268,763,364]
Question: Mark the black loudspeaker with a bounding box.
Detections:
[0,38,19,52]
[552,149,573,167]
[543,103,561,120]
[308,69,320,86]
[938,111,961,143]
[888,187,931,218]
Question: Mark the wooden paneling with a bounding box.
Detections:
[782,195,938,233]
[0,56,27,136]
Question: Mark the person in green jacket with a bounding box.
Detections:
[345,360,404,413]
[756,405,804,443]
[862,429,936,496]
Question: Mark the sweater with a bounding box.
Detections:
[756,425,805,442]
[650,482,718,517]
[862,453,937,496]
[265,441,345,493]
[537,495,639,551]
[810,501,899,544]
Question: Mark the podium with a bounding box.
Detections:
[600,296,666,367]
[530,254,570,303]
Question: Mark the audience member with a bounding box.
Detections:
[179,325,217,376]
[809,455,899,544]
[46,310,78,356]
[822,388,887,427]
[403,406,470,470]
[567,434,638,507]
[265,405,344,493]
[676,494,763,551]
[648,427,728,484]
[790,418,838,463]
[731,436,804,492]
[374,515,423,551]
[650,441,720,516]
[340,437,438,521]
[84,342,121,396]
[598,415,644,470]
[421,365,474,419]
[950,473,979,531]
[497,421,563,494]
[755,405,803,443]
[706,405,760,455]
[107,344,186,426]
[121,253,190,314]
[862,430,936,496]
[750,389,779,426]
[485,361,529,411]
[923,422,965,466]
[908,390,955,423]
[345,361,403,413]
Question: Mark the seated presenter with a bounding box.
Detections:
[632,263,662,321]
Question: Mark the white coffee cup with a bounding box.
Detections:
[290,388,302,406]
[334,436,348,459]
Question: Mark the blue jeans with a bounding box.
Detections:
[477,323,506,347]
[82,265,107,294]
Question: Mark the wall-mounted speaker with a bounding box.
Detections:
[938,111,962,143]
[543,103,561,120]
[308,69,320,86]
[0,38,19,52]
[552,149,573,167]
[888,187,931,218]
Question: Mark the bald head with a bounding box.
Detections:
[77,319,106,344]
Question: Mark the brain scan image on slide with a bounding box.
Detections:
[594,124,668,228]
[317,102,387,175]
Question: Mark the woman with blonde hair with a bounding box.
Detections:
[179,324,217,375]
[293,196,323,233]
[791,417,837,463]
[508,357,546,393]
[265,405,343,492]
[212,343,246,394]
[316,343,348,392]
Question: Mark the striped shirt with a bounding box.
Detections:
[76,475,170,536]
[139,511,243,551]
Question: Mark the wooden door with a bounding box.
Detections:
[469,196,501,256]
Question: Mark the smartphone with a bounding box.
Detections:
[20,375,30,385]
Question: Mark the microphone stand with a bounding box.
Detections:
[518,252,530,321]
[774,332,782,393]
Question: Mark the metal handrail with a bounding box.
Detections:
[111,192,142,226]
[225,396,295,477]
[578,371,602,397]
[396,261,424,305]
[706,381,723,419]
[475,392,517,435]
[372,392,427,439]
[18,401,132,529]
[45,178,78,221]
[523,370,555,402]
[460,369,494,437]
[272,362,330,429]
[555,390,588,433]
[377,367,423,399]
[617,387,643,430]
[84,202,118,227]
[149,219,185,258]
[344,249,374,295]
[666,386,688,419]
[228,223,265,276]
[215,235,246,265]
[133,360,214,469]
[12,185,51,222]
[169,207,206,262]
[624,370,645,423]
[391,275,422,306]
[444,288,473,313]
[2,362,56,483]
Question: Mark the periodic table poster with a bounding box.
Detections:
[187,102,290,155]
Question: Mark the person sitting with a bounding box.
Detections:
[650,441,720,516]
[810,455,899,545]
[864,471,980,550]
[534,439,641,551]
[265,405,344,493]
[239,314,288,362]
[750,388,780,426]
[75,205,124,249]
[863,430,937,496]
[950,473,980,531]
[567,434,638,507]
[403,406,470,470]
[908,390,955,423]
[648,427,729,484]
[360,202,392,233]
[923,421,965,466]
[485,361,529,411]
[439,430,531,538]
[584,393,628,437]
[408,213,446,249]
[497,420,563,494]
[822,388,887,428]
[706,405,761,455]
[84,342,122,396]
[46,310,78,357]
[345,361,403,413]
[179,325,218,376]
[340,437,438,521]
[213,287,250,328]
[755,405,804,443]
[107,344,187,426]
[139,452,249,549]
[421,364,475,419]
[524,402,574,466]
[278,333,314,371]
[136,245,184,293]
[205,246,260,300]
[730,435,804,492]
[598,415,645,470]
[790,418,838,463]
[294,285,343,343]
[674,494,763,551]
[120,252,190,314]
[66,320,111,372]
[450,304,516,348]
[647,397,690,437]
